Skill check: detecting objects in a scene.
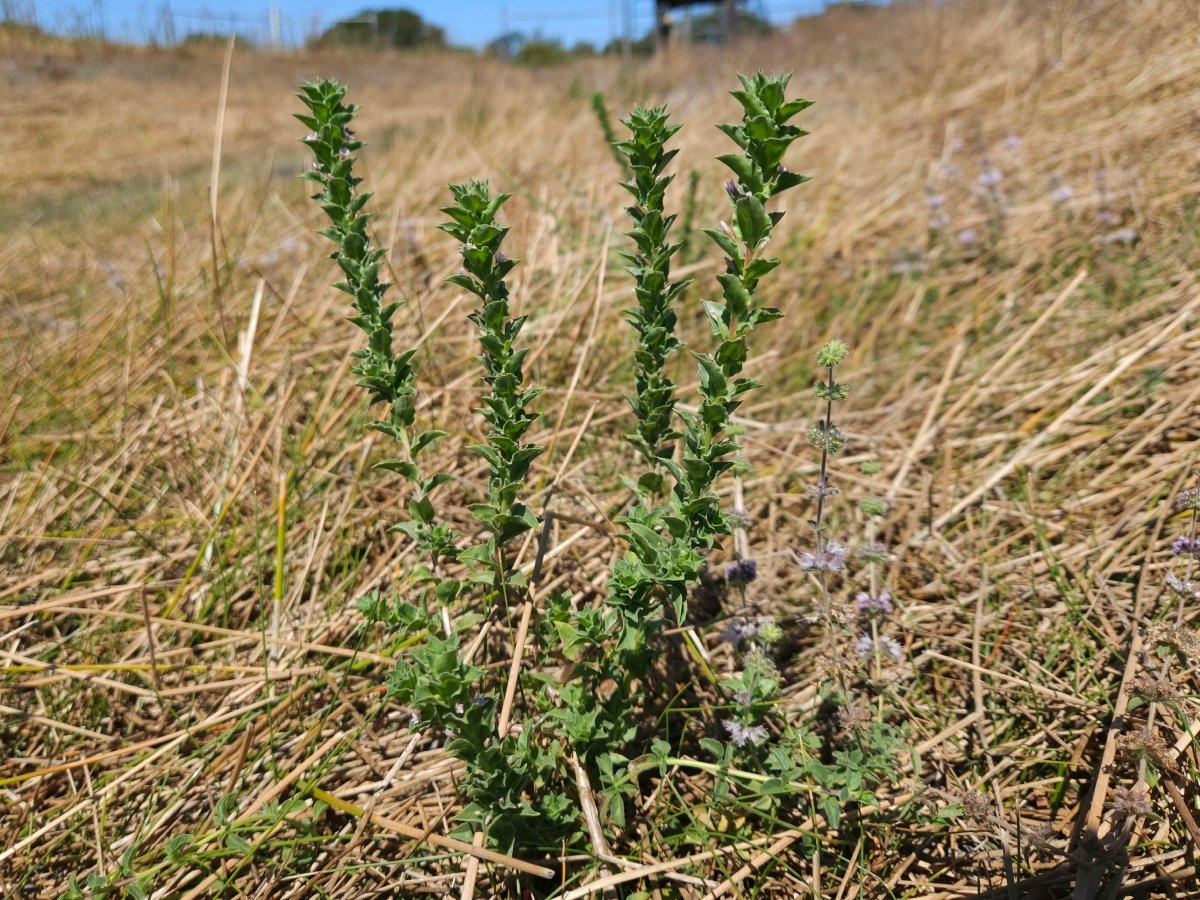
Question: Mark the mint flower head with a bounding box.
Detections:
[807,420,847,455]
[723,719,769,747]
[1175,487,1200,512]
[800,540,847,573]
[1171,536,1200,558]
[856,634,903,662]
[855,590,893,615]
[816,339,849,368]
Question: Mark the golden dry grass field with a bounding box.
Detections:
[3,0,1200,896]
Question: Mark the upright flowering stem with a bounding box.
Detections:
[439,181,543,607]
[614,105,690,495]
[675,71,812,574]
[296,79,459,610]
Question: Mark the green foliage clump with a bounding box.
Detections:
[295,70,913,875]
[312,8,446,51]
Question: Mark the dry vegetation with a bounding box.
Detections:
[3,0,1200,896]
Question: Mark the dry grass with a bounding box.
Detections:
[3,0,1200,896]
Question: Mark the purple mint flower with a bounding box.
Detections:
[800,540,847,573]
[805,478,841,500]
[855,590,893,615]
[1050,184,1074,203]
[723,719,769,748]
[977,167,1003,188]
[1171,536,1200,557]
[1174,488,1200,512]
[855,634,903,662]
[879,635,903,661]
[1100,227,1138,245]
[725,558,758,584]
[1166,573,1199,598]
[720,618,758,645]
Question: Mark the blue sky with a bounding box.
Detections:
[23,1,857,49]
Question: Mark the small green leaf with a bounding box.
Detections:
[225,832,253,854]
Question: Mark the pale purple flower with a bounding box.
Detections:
[1166,573,1199,599]
[977,167,1003,188]
[891,259,928,275]
[720,618,759,645]
[1050,184,1074,203]
[1174,488,1200,511]
[800,540,847,573]
[723,720,769,747]
[1096,210,1117,226]
[925,193,946,209]
[879,635,903,661]
[1100,228,1138,245]
[856,634,903,662]
[1171,536,1200,557]
[805,477,841,500]
[855,590,893,615]
[1001,134,1022,151]
[958,228,978,246]
[725,558,758,584]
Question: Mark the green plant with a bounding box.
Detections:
[294,71,912,875]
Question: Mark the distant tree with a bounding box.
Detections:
[602,33,655,57]
[514,35,569,66]
[484,29,525,59]
[484,30,570,66]
[314,8,446,51]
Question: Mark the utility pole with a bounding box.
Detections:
[620,0,631,59]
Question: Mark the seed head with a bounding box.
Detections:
[1109,784,1152,817]
[807,420,847,455]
